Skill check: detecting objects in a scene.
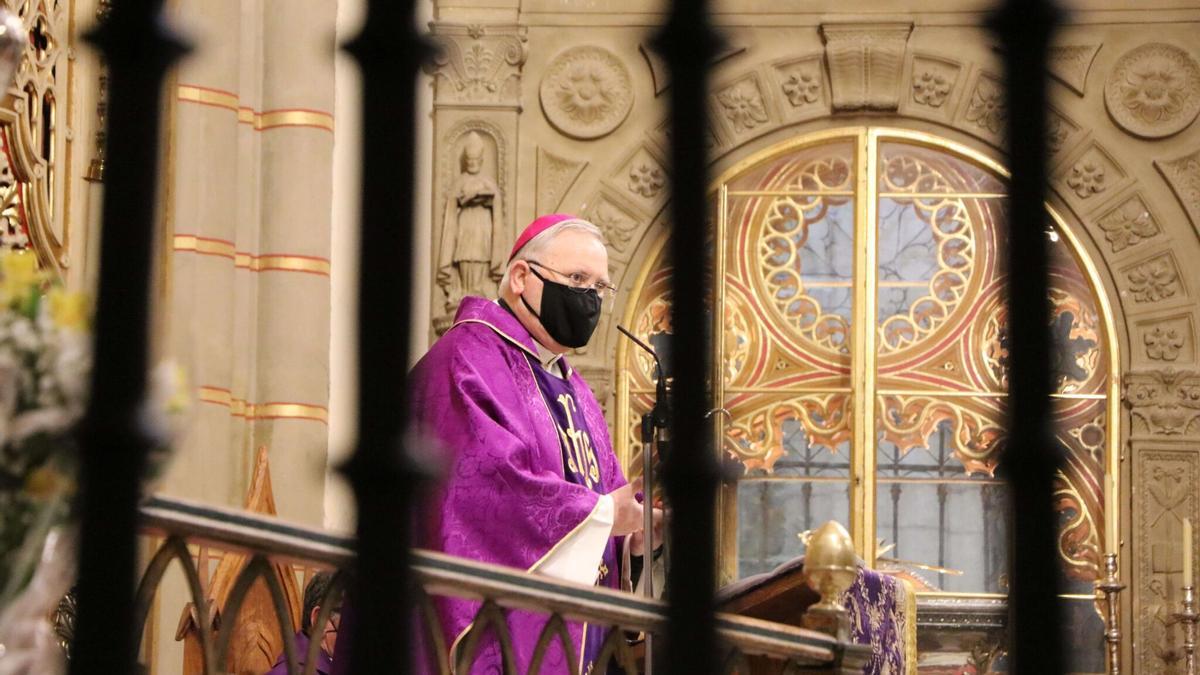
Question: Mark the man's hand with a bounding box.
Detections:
[630,507,666,557]
[608,481,645,537]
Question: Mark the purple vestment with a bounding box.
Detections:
[265,631,333,675]
[410,296,627,673]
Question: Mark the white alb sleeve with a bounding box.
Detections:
[535,493,615,586]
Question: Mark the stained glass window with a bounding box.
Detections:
[617,131,1117,648]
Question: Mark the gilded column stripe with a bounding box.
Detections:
[175,235,331,276]
[177,84,240,111]
[177,84,334,133]
[197,385,329,424]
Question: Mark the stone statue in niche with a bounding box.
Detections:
[437,131,507,315]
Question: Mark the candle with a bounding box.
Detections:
[1185,517,1194,588]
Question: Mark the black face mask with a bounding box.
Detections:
[521,266,601,349]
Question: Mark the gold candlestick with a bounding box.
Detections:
[1175,585,1199,675]
[1096,553,1125,675]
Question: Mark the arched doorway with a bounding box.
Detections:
[615,127,1120,670]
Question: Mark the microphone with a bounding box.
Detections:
[616,325,670,443]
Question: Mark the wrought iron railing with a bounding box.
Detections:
[132,495,868,674]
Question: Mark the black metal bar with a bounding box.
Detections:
[71,1,186,672]
[989,0,1064,672]
[339,0,433,673]
[650,1,721,673]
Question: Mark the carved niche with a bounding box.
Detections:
[1105,43,1200,139]
[1155,148,1200,229]
[819,22,913,111]
[428,23,528,107]
[433,120,511,334]
[0,0,69,274]
[539,45,633,140]
[1135,449,1199,673]
[1124,369,1200,437]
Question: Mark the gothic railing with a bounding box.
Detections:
[131,495,867,674]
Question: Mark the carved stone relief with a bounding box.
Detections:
[1047,44,1101,97]
[428,23,529,107]
[910,56,961,112]
[539,45,633,140]
[535,147,587,215]
[1135,449,1198,673]
[1155,148,1200,229]
[820,22,913,111]
[1046,109,1079,157]
[1121,253,1183,305]
[775,57,825,108]
[575,363,614,419]
[714,75,772,136]
[1095,193,1160,253]
[1105,43,1200,139]
[1137,315,1193,363]
[1057,143,1127,205]
[433,120,511,334]
[1125,370,1200,436]
[963,73,1006,137]
[583,191,643,260]
[613,146,668,212]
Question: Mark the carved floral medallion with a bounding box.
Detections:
[539,45,633,140]
[1105,43,1200,138]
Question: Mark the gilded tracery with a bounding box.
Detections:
[619,130,1115,594]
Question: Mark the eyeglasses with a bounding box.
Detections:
[526,260,617,301]
[324,614,341,635]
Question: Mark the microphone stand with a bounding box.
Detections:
[618,325,669,675]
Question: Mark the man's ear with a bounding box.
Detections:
[310,606,321,632]
[509,262,526,295]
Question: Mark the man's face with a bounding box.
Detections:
[311,607,340,656]
[512,229,610,352]
[463,153,483,174]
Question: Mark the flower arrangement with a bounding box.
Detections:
[0,252,91,607]
[0,251,186,611]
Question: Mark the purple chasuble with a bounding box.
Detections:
[380,296,627,675]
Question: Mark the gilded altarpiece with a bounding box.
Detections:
[0,0,71,274]
[618,129,1117,671]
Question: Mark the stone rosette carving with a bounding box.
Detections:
[628,163,665,198]
[716,78,770,134]
[781,69,821,107]
[820,22,912,111]
[585,196,641,255]
[1066,160,1106,198]
[1095,195,1159,253]
[540,45,633,140]
[965,76,1006,135]
[912,70,952,108]
[1155,149,1200,229]
[1125,369,1200,435]
[1124,254,1181,303]
[1105,43,1200,138]
[1145,325,1185,361]
[428,23,529,106]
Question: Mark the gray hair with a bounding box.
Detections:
[498,219,605,293]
